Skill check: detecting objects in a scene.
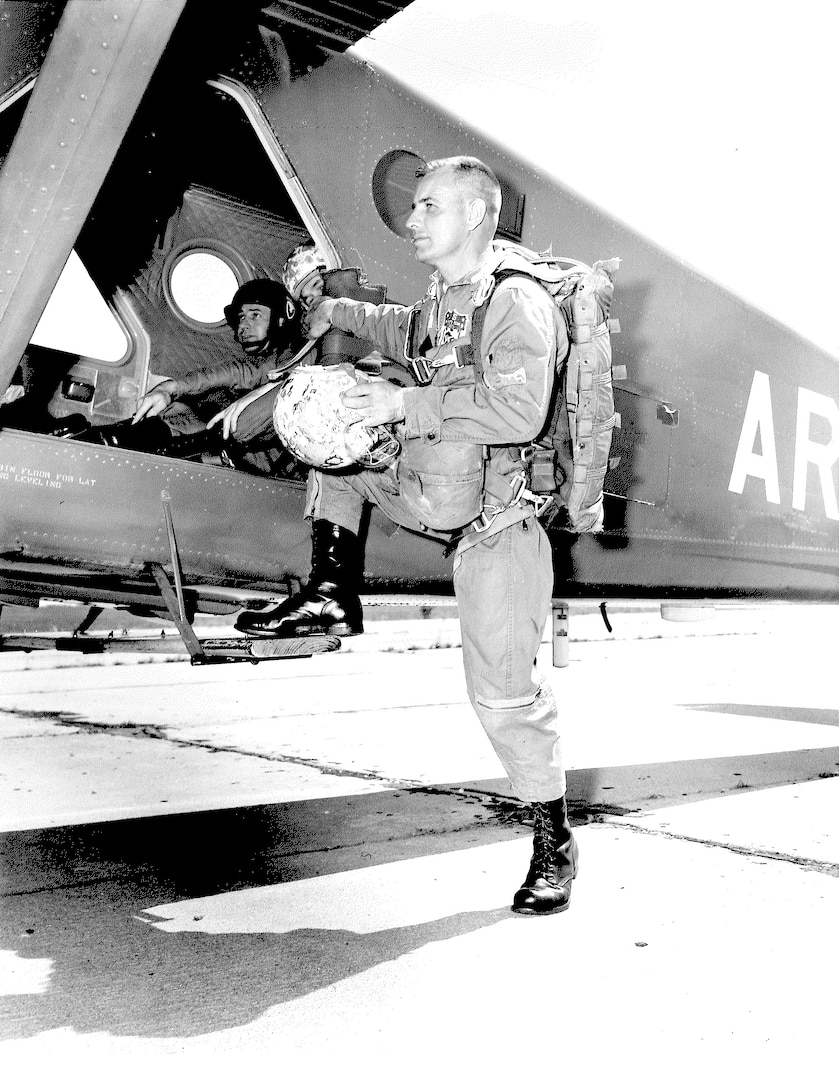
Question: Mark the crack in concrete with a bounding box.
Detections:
[602,818,839,877]
[2,712,534,815]
[13,716,836,874]
[27,713,426,785]
[195,743,396,783]
[1,707,84,723]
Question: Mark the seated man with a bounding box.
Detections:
[132,277,300,439]
[205,241,330,444]
[209,246,392,441]
[134,251,334,449]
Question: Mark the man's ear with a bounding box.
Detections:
[466,197,488,232]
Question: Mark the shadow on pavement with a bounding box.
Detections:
[1,786,527,1038]
[1,881,513,1039]
[685,703,839,727]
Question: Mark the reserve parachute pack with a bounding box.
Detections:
[471,243,620,533]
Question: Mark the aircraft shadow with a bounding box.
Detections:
[0,886,512,1040]
[4,727,838,1040]
[0,787,523,1040]
[685,703,839,728]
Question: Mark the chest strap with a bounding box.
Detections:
[403,300,480,385]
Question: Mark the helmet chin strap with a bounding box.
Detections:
[240,336,271,355]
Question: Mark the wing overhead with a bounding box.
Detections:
[258,1,411,49]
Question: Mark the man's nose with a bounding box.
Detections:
[405,208,420,233]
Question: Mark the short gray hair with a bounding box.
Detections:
[418,156,501,220]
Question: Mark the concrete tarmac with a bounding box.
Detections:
[0,603,837,1077]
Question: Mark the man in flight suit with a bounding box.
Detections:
[236,156,577,916]
[132,278,298,440]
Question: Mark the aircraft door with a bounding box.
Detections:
[126,184,307,410]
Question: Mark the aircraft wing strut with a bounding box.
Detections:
[0,0,188,396]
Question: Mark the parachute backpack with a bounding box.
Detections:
[471,244,620,533]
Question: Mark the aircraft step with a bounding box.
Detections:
[199,635,341,661]
[0,631,341,662]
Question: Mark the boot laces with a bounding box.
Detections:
[531,802,559,877]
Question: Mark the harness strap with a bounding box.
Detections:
[468,268,553,366]
[406,266,567,545]
[403,303,435,384]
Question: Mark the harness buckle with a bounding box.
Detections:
[471,506,499,534]
[508,470,553,517]
[404,306,434,385]
[508,471,528,505]
[430,343,473,370]
[407,356,434,385]
[525,491,555,517]
[465,499,511,537]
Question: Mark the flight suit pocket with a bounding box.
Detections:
[397,440,484,531]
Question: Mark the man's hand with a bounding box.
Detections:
[0,384,25,406]
[132,385,174,423]
[207,382,275,440]
[341,378,405,427]
[303,296,338,340]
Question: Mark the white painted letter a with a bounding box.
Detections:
[728,370,780,504]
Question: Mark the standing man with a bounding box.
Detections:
[237,156,577,916]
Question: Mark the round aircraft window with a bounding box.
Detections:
[168,251,239,326]
[372,150,427,238]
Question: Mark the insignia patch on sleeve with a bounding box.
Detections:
[484,367,527,390]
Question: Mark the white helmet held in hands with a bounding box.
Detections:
[272,364,400,470]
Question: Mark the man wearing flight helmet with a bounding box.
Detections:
[203,245,327,441]
[209,242,397,440]
[132,277,299,437]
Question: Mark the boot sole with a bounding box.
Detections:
[297,624,362,638]
[511,897,571,916]
[238,623,363,639]
[511,864,576,916]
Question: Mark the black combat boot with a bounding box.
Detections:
[511,796,578,915]
[235,520,363,638]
